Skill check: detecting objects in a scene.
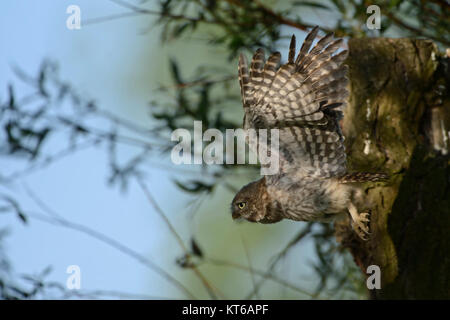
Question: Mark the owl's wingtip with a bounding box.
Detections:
[288,35,296,63]
[238,52,248,67]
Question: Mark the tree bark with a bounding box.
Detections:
[335,38,450,299]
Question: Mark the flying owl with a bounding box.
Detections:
[231,27,387,240]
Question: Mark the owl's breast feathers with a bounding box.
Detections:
[262,175,353,222]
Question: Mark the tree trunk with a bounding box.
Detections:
[335,38,450,299]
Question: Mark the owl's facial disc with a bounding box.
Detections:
[231,200,248,220]
[231,196,260,222]
[231,179,265,222]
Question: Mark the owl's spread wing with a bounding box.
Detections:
[238,27,348,178]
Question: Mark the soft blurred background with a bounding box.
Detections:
[0,0,448,299]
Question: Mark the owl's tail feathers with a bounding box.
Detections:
[338,172,389,183]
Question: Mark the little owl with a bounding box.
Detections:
[230,26,387,240]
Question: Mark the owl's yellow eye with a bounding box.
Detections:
[238,202,246,209]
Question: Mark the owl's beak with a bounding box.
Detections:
[232,211,240,220]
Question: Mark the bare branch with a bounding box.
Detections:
[136,176,226,299]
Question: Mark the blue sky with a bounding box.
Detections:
[0,0,193,298]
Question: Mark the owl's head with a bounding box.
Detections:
[231,178,267,222]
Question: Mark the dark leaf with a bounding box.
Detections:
[174,180,214,194]
[191,238,203,257]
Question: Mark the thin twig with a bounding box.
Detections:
[239,233,259,299]
[108,0,212,24]
[206,257,321,298]
[2,138,98,183]
[136,176,226,299]
[26,279,170,300]
[224,0,332,33]
[83,12,143,26]
[158,75,236,90]
[245,224,313,299]
[384,10,450,46]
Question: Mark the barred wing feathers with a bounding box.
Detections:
[238,27,349,178]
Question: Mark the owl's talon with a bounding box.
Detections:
[351,221,370,241]
[359,212,370,223]
[348,203,371,240]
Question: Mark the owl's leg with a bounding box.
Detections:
[347,202,370,240]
